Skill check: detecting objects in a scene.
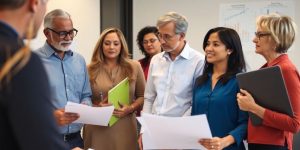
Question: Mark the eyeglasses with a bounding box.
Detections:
[143,38,158,45]
[47,28,78,39]
[255,32,271,40]
[157,33,178,42]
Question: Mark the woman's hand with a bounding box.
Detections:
[199,136,234,150]
[237,89,256,112]
[97,98,112,107]
[237,89,266,118]
[93,98,112,107]
[113,102,133,118]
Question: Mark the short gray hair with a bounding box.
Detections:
[44,9,71,29]
[157,11,188,34]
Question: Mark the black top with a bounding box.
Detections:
[0,21,67,149]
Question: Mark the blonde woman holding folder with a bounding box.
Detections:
[83,27,145,150]
[237,14,300,150]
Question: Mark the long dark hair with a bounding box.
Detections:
[196,27,246,86]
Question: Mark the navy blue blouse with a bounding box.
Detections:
[192,74,248,150]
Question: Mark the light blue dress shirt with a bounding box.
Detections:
[143,42,205,116]
[35,42,92,134]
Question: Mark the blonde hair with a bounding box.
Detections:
[88,27,133,82]
[256,13,297,53]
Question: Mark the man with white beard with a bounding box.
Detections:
[35,9,92,150]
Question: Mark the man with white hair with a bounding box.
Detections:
[35,9,92,149]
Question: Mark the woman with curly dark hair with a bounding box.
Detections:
[136,26,162,80]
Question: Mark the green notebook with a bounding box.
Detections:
[108,77,129,126]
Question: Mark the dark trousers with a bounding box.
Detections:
[248,143,288,150]
[62,131,84,149]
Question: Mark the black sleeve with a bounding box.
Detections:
[6,53,67,150]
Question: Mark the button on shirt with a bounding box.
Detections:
[143,42,205,116]
[35,42,92,134]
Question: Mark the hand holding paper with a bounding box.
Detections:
[53,108,79,126]
[65,102,114,126]
[199,136,235,150]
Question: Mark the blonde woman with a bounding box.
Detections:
[83,27,145,150]
[237,14,300,150]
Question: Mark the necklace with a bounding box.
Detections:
[103,65,120,88]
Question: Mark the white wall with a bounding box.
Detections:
[30,0,100,63]
[133,0,300,70]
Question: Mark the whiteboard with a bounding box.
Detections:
[133,0,299,70]
[219,0,295,70]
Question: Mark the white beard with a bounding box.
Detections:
[52,40,72,51]
[50,34,72,51]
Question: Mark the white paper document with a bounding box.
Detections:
[65,102,114,126]
[139,113,212,150]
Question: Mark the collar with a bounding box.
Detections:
[43,42,73,58]
[261,54,288,68]
[162,41,191,60]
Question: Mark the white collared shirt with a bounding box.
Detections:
[143,43,205,117]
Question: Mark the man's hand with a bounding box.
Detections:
[53,109,79,126]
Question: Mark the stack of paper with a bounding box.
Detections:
[138,113,212,149]
[65,102,114,126]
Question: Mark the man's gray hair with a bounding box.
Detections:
[44,9,71,29]
[157,11,188,34]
